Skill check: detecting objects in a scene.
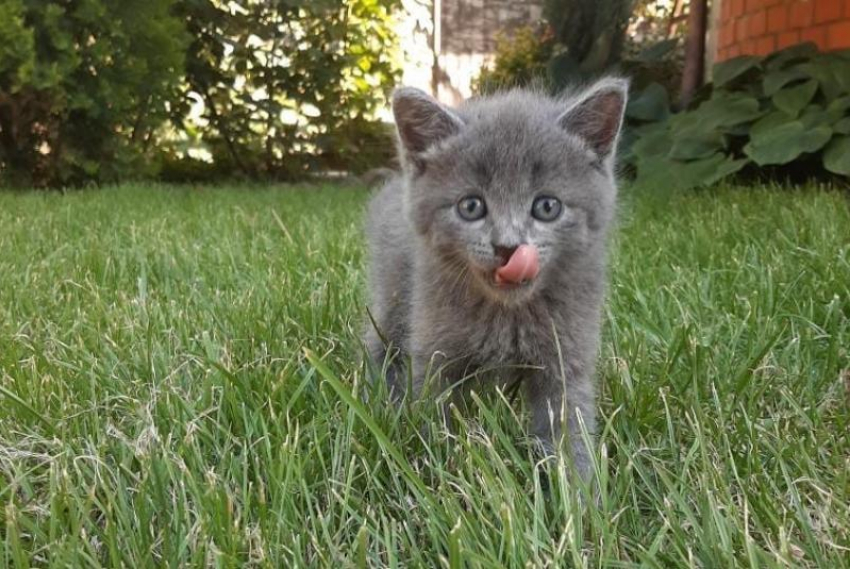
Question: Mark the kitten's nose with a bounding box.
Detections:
[493,244,518,266]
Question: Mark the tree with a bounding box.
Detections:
[174,0,400,180]
[545,0,634,86]
[0,0,189,187]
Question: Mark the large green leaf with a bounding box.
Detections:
[671,93,764,134]
[772,80,819,116]
[712,56,761,88]
[835,118,850,135]
[799,105,835,129]
[668,129,725,160]
[750,111,796,137]
[763,42,819,71]
[762,68,808,96]
[631,124,673,161]
[827,95,850,115]
[627,82,670,122]
[823,135,850,175]
[793,57,849,100]
[636,153,749,190]
[744,122,833,165]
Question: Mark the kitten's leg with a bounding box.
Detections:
[365,327,407,398]
[525,370,597,481]
[411,351,473,436]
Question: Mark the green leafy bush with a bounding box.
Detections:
[0,0,188,187]
[476,0,659,96]
[172,0,400,181]
[544,0,633,87]
[475,26,555,94]
[0,0,399,188]
[627,44,850,189]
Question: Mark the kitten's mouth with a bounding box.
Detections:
[492,244,540,288]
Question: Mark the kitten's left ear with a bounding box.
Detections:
[558,78,629,162]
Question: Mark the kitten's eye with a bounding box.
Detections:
[457,196,487,221]
[531,196,562,222]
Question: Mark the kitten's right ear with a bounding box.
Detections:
[392,87,463,168]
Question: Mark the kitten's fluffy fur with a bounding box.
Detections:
[364,78,627,475]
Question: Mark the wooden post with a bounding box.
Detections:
[680,0,708,108]
[431,0,442,97]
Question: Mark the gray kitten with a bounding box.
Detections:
[364,78,627,475]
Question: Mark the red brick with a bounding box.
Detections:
[800,24,828,48]
[728,24,739,46]
[749,10,768,35]
[742,38,758,54]
[722,0,732,21]
[777,29,801,48]
[729,23,740,45]
[737,17,750,40]
[767,4,788,32]
[790,1,814,27]
[814,0,843,22]
[729,45,742,57]
[846,0,850,18]
[755,35,777,54]
[732,0,746,18]
[719,25,731,47]
[746,0,762,12]
[827,20,850,48]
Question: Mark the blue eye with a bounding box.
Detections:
[457,196,487,221]
[531,196,562,222]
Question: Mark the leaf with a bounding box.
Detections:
[762,68,808,96]
[744,122,833,165]
[823,135,850,175]
[635,38,679,62]
[835,118,850,135]
[672,93,764,132]
[750,111,796,137]
[636,153,749,190]
[772,80,819,116]
[827,95,850,115]
[763,42,819,70]
[798,105,833,129]
[626,82,670,122]
[668,130,725,160]
[793,58,848,100]
[712,56,761,88]
[631,124,673,161]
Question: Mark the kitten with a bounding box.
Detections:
[364,78,627,476]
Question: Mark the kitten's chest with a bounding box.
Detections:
[466,306,554,366]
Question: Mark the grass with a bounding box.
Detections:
[0,183,848,567]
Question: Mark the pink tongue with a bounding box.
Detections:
[495,244,540,285]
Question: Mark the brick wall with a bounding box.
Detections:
[716,0,850,61]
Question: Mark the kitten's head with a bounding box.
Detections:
[392,78,627,304]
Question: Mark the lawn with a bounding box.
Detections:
[0,184,848,567]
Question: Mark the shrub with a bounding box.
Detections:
[627,44,850,189]
[474,26,555,95]
[545,0,633,87]
[174,0,400,181]
[0,0,188,187]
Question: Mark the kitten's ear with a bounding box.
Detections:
[558,78,629,161]
[392,87,464,166]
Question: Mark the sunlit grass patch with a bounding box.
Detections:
[0,183,848,566]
